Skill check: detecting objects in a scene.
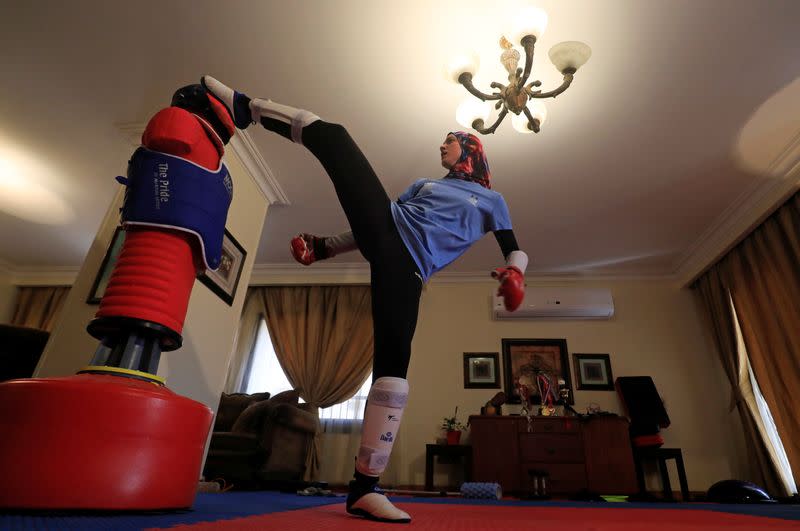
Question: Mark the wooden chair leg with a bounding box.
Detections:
[675,452,690,501]
[658,458,673,500]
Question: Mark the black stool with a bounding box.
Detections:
[633,447,690,501]
[424,444,472,491]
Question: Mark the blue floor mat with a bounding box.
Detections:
[2,491,799,530]
[0,491,343,530]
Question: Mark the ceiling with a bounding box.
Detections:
[1,0,798,285]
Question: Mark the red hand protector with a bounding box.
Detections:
[492,266,525,312]
[290,234,316,266]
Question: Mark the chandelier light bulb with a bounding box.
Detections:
[511,101,547,134]
[509,6,548,45]
[528,100,547,124]
[511,112,533,134]
[445,52,480,83]
[548,41,592,72]
[455,97,491,130]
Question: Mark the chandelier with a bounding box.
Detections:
[446,7,591,135]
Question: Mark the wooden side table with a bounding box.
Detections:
[469,414,637,496]
[424,443,472,491]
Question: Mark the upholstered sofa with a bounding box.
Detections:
[203,389,320,489]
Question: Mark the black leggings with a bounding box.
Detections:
[263,118,422,380]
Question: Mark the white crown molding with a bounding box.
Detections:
[673,145,800,288]
[5,262,676,288]
[249,262,677,285]
[228,130,289,205]
[249,263,371,285]
[114,123,288,206]
[9,266,79,286]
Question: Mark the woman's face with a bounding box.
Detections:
[440,134,462,169]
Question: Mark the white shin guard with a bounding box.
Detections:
[249,98,320,145]
[356,376,408,477]
[506,250,529,273]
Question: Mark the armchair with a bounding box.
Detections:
[203,389,320,489]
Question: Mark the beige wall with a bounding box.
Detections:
[0,270,15,323]
[33,187,125,378]
[387,278,747,492]
[34,149,268,474]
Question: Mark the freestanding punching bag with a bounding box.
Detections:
[0,83,235,510]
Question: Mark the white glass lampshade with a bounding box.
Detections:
[509,6,548,45]
[511,101,547,134]
[548,41,592,72]
[445,52,480,83]
[455,97,491,129]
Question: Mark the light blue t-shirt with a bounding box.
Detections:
[390,177,512,281]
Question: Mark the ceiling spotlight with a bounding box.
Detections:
[447,7,591,135]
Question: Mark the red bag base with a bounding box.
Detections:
[0,373,213,510]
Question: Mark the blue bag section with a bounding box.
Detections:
[117,147,232,271]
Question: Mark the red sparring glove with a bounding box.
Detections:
[290,233,332,266]
[492,266,525,311]
[290,234,317,266]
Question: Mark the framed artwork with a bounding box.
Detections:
[86,226,126,304]
[573,353,615,390]
[502,338,573,404]
[463,352,501,389]
[199,229,247,306]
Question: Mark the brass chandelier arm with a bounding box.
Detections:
[472,108,508,135]
[522,106,541,133]
[519,35,537,87]
[527,70,576,99]
[458,72,503,101]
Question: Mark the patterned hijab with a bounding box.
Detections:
[444,131,492,189]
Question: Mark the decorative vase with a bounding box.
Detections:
[446,430,462,445]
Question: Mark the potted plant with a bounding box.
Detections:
[441,406,466,445]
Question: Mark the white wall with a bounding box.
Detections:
[33,187,126,377]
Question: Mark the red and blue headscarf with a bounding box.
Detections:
[445,131,492,189]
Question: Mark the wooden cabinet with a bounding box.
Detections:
[469,414,637,496]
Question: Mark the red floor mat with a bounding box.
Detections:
[156,502,800,530]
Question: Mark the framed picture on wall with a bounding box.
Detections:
[463,352,501,389]
[86,226,126,305]
[198,229,247,306]
[502,338,573,404]
[573,353,615,390]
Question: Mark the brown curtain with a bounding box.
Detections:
[693,190,799,494]
[255,285,374,480]
[695,270,785,494]
[11,286,70,332]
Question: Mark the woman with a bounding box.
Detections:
[201,76,527,523]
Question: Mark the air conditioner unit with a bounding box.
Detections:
[493,287,614,320]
